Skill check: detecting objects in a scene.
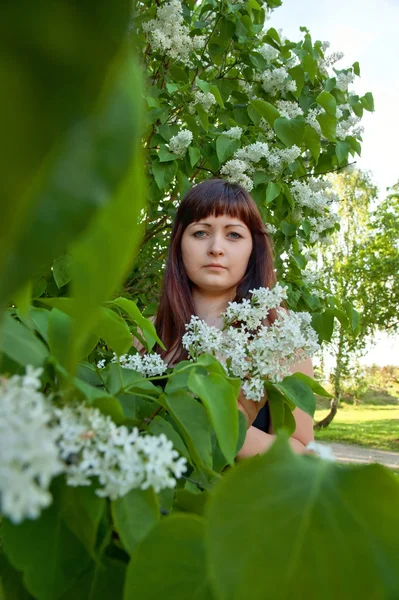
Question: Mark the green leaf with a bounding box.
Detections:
[52,255,73,288]
[265,182,280,205]
[62,486,105,558]
[216,135,240,163]
[351,101,364,118]
[316,112,337,141]
[0,0,131,309]
[353,61,360,76]
[188,146,201,167]
[303,125,321,162]
[196,105,209,131]
[0,551,35,600]
[250,99,280,127]
[2,478,91,600]
[291,372,332,398]
[124,514,213,600]
[336,141,350,165]
[158,144,177,162]
[280,221,296,237]
[346,135,362,156]
[159,391,213,470]
[210,84,225,108]
[109,297,165,351]
[188,370,239,466]
[174,489,209,516]
[324,77,336,92]
[288,65,305,97]
[360,92,374,112]
[69,59,145,370]
[342,301,361,332]
[274,116,305,147]
[152,158,166,189]
[40,298,133,355]
[302,54,318,83]
[316,91,336,116]
[267,387,285,432]
[48,308,74,369]
[30,307,50,343]
[0,312,48,367]
[274,376,316,417]
[207,437,399,600]
[112,488,160,556]
[147,415,191,461]
[311,309,335,343]
[59,557,126,600]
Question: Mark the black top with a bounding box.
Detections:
[252,402,271,433]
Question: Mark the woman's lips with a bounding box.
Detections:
[204,264,227,269]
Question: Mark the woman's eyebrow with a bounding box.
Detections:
[188,222,247,229]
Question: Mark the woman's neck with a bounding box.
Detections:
[192,287,236,328]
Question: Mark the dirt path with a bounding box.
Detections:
[319,441,399,469]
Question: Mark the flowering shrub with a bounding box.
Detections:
[129,0,373,342]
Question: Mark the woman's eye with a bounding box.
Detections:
[193,230,207,238]
[228,231,242,239]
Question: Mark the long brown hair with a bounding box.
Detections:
[155,178,277,363]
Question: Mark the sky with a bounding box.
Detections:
[269,0,399,366]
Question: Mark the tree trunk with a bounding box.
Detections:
[314,328,344,430]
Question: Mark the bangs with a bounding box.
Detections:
[179,179,255,230]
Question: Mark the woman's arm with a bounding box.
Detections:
[236,357,315,460]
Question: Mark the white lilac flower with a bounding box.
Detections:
[168,129,193,157]
[267,146,301,173]
[258,43,279,62]
[259,118,277,141]
[336,115,363,141]
[306,441,335,461]
[290,178,338,213]
[324,51,344,67]
[220,159,254,191]
[55,404,187,498]
[242,377,265,402]
[182,316,223,360]
[0,368,64,524]
[235,141,270,163]
[284,53,300,69]
[261,67,296,95]
[238,80,259,100]
[101,352,168,377]
[276,100,304,119]
[142,0,205,67]
[224,126,243,139]
[184,286,319,402]
[233,142,300,176]
[189,90,216,114]
[306,106,323,136]
[265,223,277,235]
[336,70,355,92]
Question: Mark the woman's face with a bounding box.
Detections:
[181,214,253,294]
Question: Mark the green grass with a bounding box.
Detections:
[314,404,399,452]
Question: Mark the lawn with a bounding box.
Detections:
[314,404,399,452]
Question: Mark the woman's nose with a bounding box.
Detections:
[208,237,224,256]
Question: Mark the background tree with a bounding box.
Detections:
[313,172,399,428]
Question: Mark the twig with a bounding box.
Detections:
[295,161,357,180]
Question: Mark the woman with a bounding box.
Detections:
[153,178,314,459]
